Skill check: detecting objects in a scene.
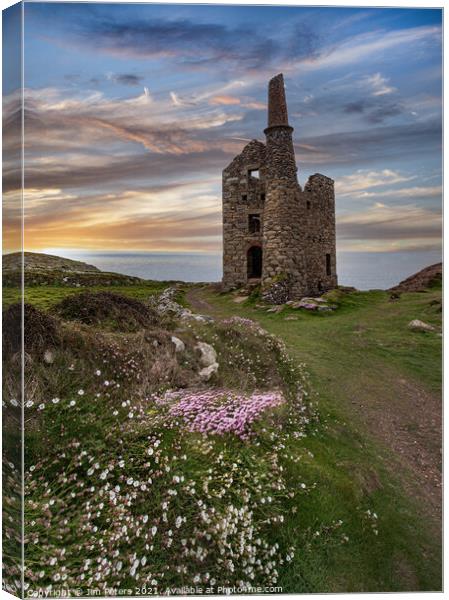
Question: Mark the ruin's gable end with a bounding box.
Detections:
[222,74,337,302]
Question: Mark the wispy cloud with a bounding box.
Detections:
[355,186,442,200]
[300,25,441,70]
[335,169,415,195]
[61,16,321,72]
[364,73,397,97]
[210,95,241,106]
[294,120,441,167]
[9,4,442,255]
[338,202,441,244]
[12,183,222,252]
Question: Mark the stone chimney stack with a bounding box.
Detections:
[267,73,290,128]
[264,73,297,181]
[261,73,306,301]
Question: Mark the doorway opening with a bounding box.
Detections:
[247,246,262,279]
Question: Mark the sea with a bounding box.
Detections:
[53,250,442,290]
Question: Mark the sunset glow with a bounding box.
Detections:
[3,4,442,255]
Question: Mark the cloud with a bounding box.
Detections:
[364,73,397,97]
[335,169,415,195]
[3,86,247,194]
[47,15,321,72]
[170,91,197,107]
[4,149,229,194]
[337,202,441,242]
[243,101,266,110]
[107,72,144,86]
[301,25,441,70]
[210,95,240,106]
[294,120,441,167]
[342,98,405,123]
[11,183,223,252]
[356,185,442,200]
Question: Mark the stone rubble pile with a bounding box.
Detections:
[154,288,218,381]
[153,287,214,323]
[261,296,337,313]
[286,297,338,312]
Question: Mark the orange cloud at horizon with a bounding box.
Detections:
[2,184,223,254]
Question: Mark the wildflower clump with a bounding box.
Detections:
[156,388,285,438]
[3,290,324,595]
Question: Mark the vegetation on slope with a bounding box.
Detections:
[185,282,442,591]
[2,259,442,594]
[3,294,316,595]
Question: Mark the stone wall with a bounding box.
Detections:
[261,180,307,302]
[222,140,267,289]
[302,174,338,294]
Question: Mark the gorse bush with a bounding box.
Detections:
[3,303,61,354]
[55,291,161,331]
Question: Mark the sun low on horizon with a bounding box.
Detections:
[3,3,442,257]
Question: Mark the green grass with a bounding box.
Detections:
[4,282,442,593]
[197,286,442,394]
[276,416,441,591]
[185,285,442,591]
[2,282,167,310]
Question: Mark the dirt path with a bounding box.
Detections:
[186,287,221,316]
[186,286,442,530]
[340,366,441,522]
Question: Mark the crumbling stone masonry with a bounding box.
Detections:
[222,73,337,302]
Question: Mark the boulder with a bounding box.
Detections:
[171,336,185,353]
[302,297,327,304]
[267,305,284,313]
[408,319,436,332]
[195,342,217,367]
[233,296,249,304]
[199,362,219,382]
[294,301,320,311]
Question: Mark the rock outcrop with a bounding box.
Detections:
[391,263,442,293]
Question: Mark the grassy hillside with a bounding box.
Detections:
[3,282,168,310]
[185,283,442,591]
[2,273,442,594]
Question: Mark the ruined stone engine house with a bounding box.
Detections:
[222,73,337,303]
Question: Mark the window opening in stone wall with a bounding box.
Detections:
[248,214,261,234]
[307,200,311,210]
[326,254,331,276]
[241,194,247,202]
[248,169,260,179]
[247,246,262,279]
[260,193,265,202]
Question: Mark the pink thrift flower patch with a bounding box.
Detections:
[156,389,285,438]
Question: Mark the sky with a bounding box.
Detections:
[3,2,443,255]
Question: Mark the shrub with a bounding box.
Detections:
[55,291,159,331]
